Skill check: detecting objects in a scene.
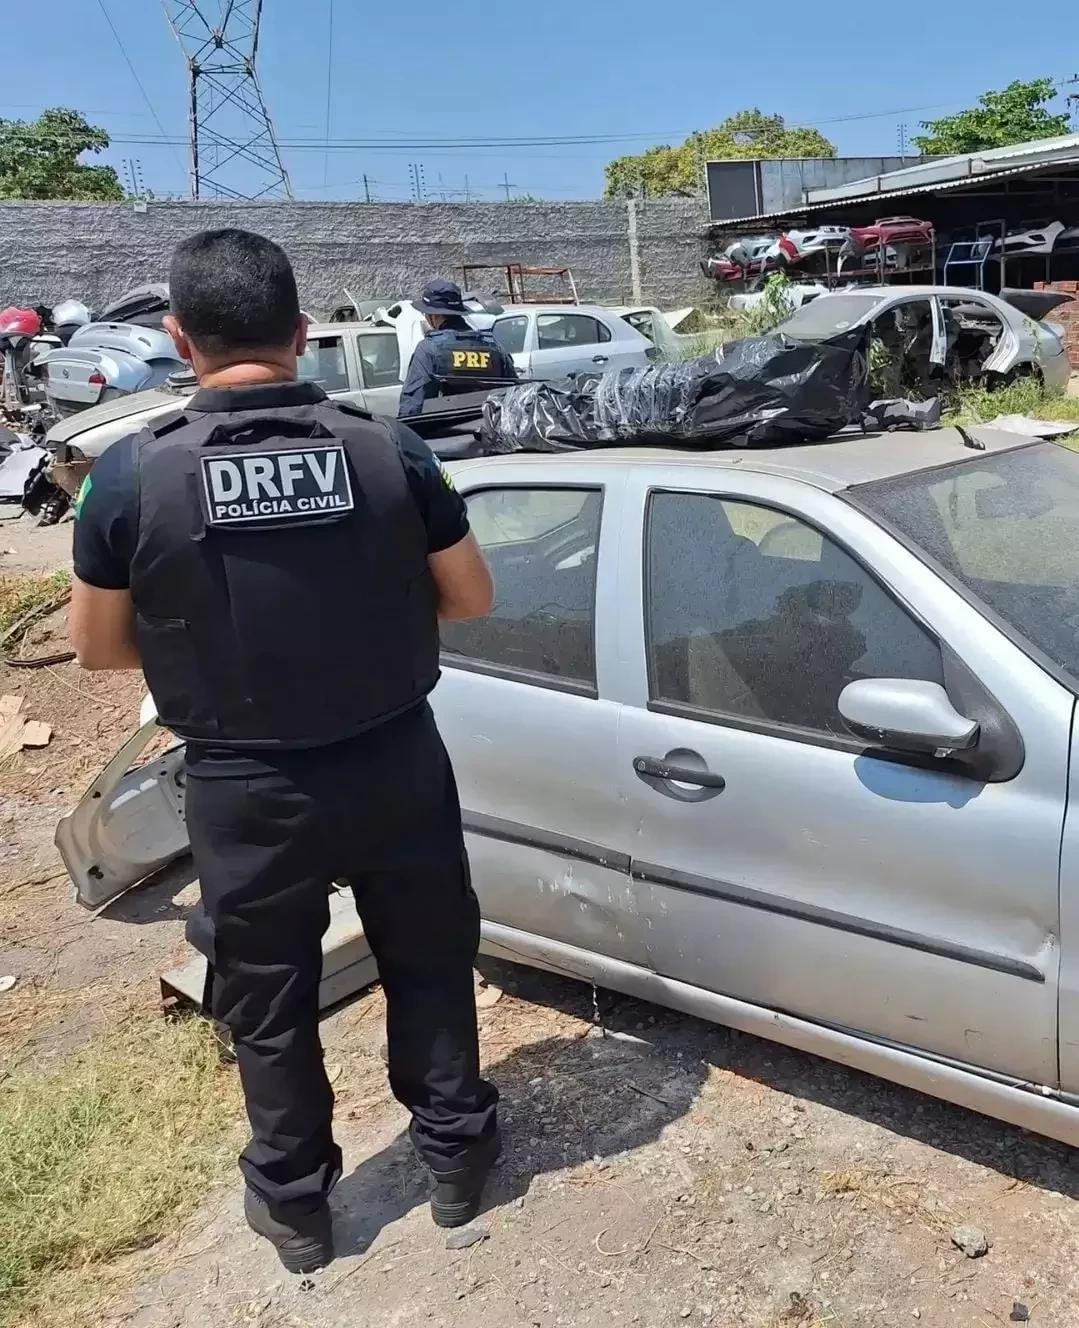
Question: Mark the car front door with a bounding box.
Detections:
[296,332,365,407]
[430,459,646,967]
[613,466,1066,1085]
[354,329,402,415]
[491,313,532,377]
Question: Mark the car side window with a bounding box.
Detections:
[296,336,349,393]
[441,487,603,692]
[537,314,609,350]
[645,491,943,738]
[492,315,529,356]
[357,332,401,389]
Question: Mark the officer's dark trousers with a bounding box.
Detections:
[183,703,499,1213]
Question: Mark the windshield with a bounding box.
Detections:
[777,293,886,341]
[852,442,1079,684]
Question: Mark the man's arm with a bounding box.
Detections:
[69,435,143,670]
[69,580,141,670]
[429,533,494,621]
[392,421,494,620]
[397,342,434,419]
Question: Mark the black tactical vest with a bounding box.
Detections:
[430,329,513,395]
[131,398,439,748]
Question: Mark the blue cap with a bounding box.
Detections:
[415,278,467,317]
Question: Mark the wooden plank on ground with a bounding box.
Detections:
[0,694,25,758]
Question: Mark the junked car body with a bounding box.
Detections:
[775,285,1071,395]
[57,425,1079,1147]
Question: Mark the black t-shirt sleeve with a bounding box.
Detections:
[71,433,140,590]
[392,421,470,554]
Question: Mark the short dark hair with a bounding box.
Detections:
[169,228,301,353]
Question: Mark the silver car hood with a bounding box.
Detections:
[45,386,193,455]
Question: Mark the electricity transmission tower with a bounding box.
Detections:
[163,1,293,200]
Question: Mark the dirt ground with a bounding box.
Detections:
[2,515,1079,1328]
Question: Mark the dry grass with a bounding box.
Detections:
[946,378,1079,428]
[0,1015,244,1328]
[0,570,71,641]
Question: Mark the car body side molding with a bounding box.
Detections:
[461,812,1046,984]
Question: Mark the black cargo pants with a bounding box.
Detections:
[183,702,499,1213]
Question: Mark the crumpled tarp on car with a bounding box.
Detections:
[481,329,869,452]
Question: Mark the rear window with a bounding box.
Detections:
[777,294,885,341]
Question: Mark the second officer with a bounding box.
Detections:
[397,277,518,418]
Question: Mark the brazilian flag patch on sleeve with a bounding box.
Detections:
[73,474,93,519]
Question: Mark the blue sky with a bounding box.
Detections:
[3,0,1077,201]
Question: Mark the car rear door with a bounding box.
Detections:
[527,312,623,380]
[431,457,645,967]
[613,464,1066,1086]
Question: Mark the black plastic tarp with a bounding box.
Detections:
[481,328,869,453]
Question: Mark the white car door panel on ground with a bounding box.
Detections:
[430,465,647,968]
[610,467,1066,1085]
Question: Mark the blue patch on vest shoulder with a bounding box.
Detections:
[200,446,354,526]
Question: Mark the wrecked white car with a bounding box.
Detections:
[775,285,1071,395]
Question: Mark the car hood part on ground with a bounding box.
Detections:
[481,330,869,452]
[54,716,188,910]
[0,439,48,499]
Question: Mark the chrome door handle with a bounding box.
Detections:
[634,755,726,790]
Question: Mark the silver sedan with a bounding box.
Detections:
[58,425,1079,1146]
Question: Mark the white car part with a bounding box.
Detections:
[55,717,187,910]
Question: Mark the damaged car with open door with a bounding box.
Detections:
[55,422,1079,1150]
[774,286,1071,398]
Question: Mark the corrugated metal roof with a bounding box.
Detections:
[712,156,1079,230]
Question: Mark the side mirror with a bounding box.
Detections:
[839,678,979,756]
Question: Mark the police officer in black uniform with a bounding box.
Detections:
[397,277,518,418]
[69,229,500,1275]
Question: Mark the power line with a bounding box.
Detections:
[322,0,334,190]
[95,0,185,177]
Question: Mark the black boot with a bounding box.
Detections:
[244,1188,335,1274]
[429,1130,502,1229]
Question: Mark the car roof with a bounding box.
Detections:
[807,286,1006,303]
[307,321,390,337]
[451,426,1041,493]
[491,304,630,319]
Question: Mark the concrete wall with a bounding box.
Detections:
[0,198,709,315]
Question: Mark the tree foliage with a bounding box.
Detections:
[913,79,1072,156]
[604,110,836,198]
[0,108,125,201]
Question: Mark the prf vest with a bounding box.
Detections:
[429,328,514,394]
[130,399,439,747]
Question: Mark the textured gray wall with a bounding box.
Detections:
[0,198,709,315]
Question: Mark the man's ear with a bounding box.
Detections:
[163,314,191,362]
[295,317,309,357]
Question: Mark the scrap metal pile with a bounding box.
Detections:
[481,329,870,452]
[0,285,179,523]
[703,217,937,285]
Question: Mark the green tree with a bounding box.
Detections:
[604,110,836,198]
[0,108,125,201]
[913,79,1072,155]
